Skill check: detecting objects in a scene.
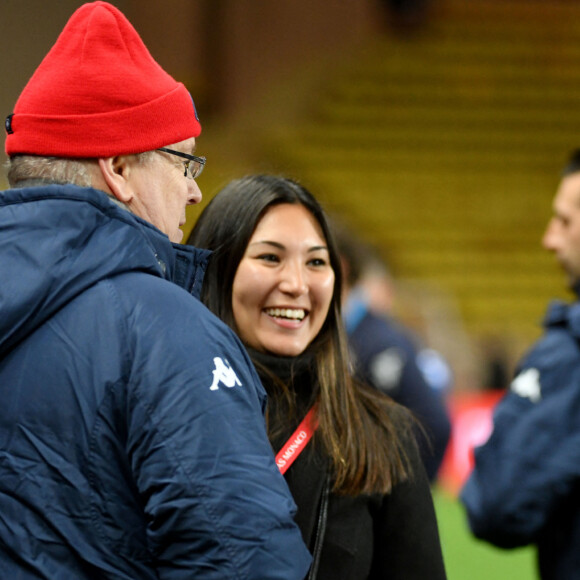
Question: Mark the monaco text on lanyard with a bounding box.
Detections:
[275,405,318,475]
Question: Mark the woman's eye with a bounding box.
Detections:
[257,253,280,263]
[308,257,327,267]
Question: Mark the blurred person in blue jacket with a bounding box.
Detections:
[335,225,452,482]
[0,3,310,579]
[461,149,580,580]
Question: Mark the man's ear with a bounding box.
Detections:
[97,156,134,203]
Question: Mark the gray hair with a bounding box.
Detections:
[5,152,154,188]
[6,156,95,188]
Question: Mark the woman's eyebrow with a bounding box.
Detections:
[249,240,329,252]
[248,240,285,249]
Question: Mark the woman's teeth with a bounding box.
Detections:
[265,308,305,321]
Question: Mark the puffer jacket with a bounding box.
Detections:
[461,297,580,580]
[0,184,311,579]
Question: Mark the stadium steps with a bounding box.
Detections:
[249,0,580,347]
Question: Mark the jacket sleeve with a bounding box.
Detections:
[460,330,580,548]
[119,279,312,579]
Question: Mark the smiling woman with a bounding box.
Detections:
[187,175,447,580]
[232,203,335,356]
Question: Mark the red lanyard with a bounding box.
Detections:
[275,405,318,474]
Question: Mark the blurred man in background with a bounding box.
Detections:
[461,149,580,580]
[335,224,452,482]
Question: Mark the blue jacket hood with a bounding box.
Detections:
[0,184,209,356]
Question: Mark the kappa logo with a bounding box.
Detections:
[510,367,541,403]
[209,357,242,391]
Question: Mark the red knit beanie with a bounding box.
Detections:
[5,1,201,158]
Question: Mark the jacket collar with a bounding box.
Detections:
[0,184,210,355]
[10,180,210,297]
[27,182,211,298]
[544,291,580,337]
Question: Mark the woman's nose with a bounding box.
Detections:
[278,262,308,296]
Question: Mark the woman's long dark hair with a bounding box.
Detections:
[188,175,414,495]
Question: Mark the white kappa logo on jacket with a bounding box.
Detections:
[209,357,242,391]
[510,367,541,403]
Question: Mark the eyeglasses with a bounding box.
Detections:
[157,147,206,179]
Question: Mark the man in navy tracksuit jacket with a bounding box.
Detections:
[336,225,451,482]
[0,3,311,578]
[461,150,580,580]
[344,292,452,482]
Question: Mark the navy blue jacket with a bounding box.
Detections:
[461,298,580,579]
[344,296,451,481]
[0,184,311,579]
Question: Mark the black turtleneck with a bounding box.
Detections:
[244,348,446,579]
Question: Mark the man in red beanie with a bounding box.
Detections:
[0,3,311,579]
